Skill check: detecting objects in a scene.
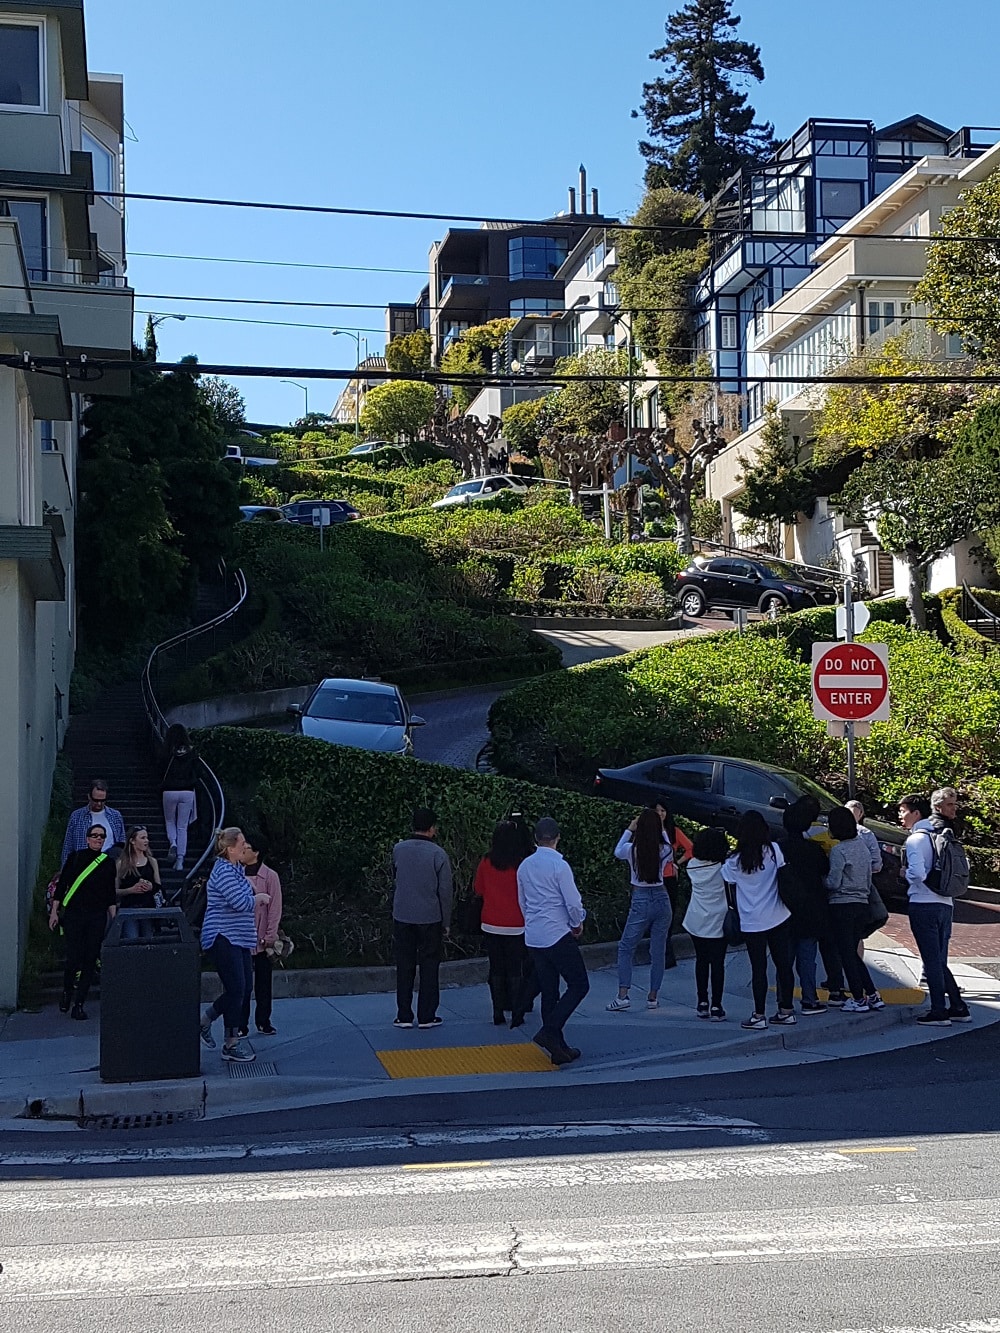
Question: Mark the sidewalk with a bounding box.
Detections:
[3,941,999,1128]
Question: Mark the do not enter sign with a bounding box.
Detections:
[811,641,889,722]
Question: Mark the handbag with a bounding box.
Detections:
[722,881,743,947]
[861,882,889,939]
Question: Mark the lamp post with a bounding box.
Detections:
[280,379,309,421]
[332,330,365,438]
[148,313,187,330]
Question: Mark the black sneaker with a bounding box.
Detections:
[916,1010,952,1026]
[533,1030,573,1065]
[710,1005,726,1022]
[800,1001,828,1015]
[236,1027,249,1039]
[58,991,71,1014]
[946,1005,973,1023]
[696,1001,710,1019]
[560,1046,581,1062]
[70,1003,88,1021]
[392,1017,414,1028]
[825,990,848,1007]
[769,1011,797,1026]
[256,1023,277,1036]
[417,1017,443,1029]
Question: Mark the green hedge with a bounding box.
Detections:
[196,728,692,966]
[489,603,1000,836]
[939,587,1000,657]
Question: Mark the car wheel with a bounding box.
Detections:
[680,588,707,618]
[759,594,787,615]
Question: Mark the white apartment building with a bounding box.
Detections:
[706,138,1000,595]
[0,0,133,1007]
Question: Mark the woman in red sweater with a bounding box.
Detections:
[474,817,539,1027]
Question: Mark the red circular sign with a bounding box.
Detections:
[813,643,888,721]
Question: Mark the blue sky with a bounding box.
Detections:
[84,0,999,426]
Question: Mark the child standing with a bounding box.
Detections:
[682,826,731,1021]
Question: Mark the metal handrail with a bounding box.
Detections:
[687,536,841,583]
[961,581,1000,644]
[140,567,249,888]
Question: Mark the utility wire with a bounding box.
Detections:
[39,182,1000,245]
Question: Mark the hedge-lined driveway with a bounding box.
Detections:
[413,624,705,769]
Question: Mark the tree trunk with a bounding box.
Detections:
[905,548,927,631]
[675,500,693,556]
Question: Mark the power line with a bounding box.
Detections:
[38,182,1000,245]
[6,353,993,388]
[136,309,386,334]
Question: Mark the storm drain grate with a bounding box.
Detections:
[228,1060,278,1080]
[83,1109,205,1131]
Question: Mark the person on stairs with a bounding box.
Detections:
[161,725,198,871]
[61,779,125,863]
[49,825,118,1019]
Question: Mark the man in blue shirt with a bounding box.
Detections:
[516,817,589,1065]
[61,779,125,864]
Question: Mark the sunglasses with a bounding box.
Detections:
[87,831,107,839]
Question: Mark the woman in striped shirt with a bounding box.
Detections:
[199,827,270,1064]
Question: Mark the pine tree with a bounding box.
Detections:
[635,0,777,199]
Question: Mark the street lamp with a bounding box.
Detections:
[331,330,366,438]
[280,379,309,421]
[148,313,187,330]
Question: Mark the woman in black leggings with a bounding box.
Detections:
[724,811,796,1031]
[682,826,731,1020]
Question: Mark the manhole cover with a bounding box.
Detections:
[228,1060,277,1080]
[83,1109,204,1130]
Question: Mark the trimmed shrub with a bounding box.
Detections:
[195,727,687,966]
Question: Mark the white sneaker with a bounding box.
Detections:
[842,997,871,1013]
[174,857,184,871]
[606,995,631,1012]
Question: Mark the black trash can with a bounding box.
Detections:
[100,908,202,1082]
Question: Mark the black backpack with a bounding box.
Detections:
[173,874,208,931]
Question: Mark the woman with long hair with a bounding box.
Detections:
[824,805,883,1013]
[608,805,674,1011]
[474,816,539,1027]
[683,825,731,1020]
[161,723,198,872]
[724,810,796,1031]
[655,797,693,969]
[116,826,161,910]
[199,827,270,1064]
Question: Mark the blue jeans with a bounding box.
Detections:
[794,935,818,1004]
[530,932,590,1045]
[908,902,962,1014]
[206,934,253,1033]
[617,889,671,994]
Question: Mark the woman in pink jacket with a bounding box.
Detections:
[238,840,283,1037]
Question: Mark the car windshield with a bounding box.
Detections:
[785,771,840,812]
[450,482,482,495]
[307,689,404,725]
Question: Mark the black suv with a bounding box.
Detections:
[281,499,360,527]
[676,555,838,619]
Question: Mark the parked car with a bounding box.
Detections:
[347,440,394,457]
[239,505,289,523]
[675,556,839,619]
[281,499,360,526]
[431,475,529,509]
[594,752,905,900]
[288,678,425,756]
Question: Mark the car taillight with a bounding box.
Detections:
[594,775,602,786]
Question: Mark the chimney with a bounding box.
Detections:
[579,164,587,214]
[591,187,599,216]
[568,185,576,215]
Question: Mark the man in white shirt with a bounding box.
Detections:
[516,817,589,1065]
[899,792,970,1026]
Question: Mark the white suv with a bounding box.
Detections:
[431,475,529,509]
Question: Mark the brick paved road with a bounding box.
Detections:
[880,899,1000,961]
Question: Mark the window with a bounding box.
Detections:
[509,297,562,317]
[584,239,606,276]
[2,198,47,280]
[820,180,864,218]
[603,280,619,307]
[0,22,42,108]
[39,421,56,452]
[946,333,965,358]
[82,130,117,201]
[722,764,783,805]
[867,301,897,335]
[508,235,569,280]
[662,760,714,793]
[720,314,738,349]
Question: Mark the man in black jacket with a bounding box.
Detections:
[779,799,841,1014]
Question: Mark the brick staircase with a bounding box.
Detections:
[63,574,250,904]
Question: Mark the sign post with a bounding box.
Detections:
[812,588,890,798]
[312,506,331,552]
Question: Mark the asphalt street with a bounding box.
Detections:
[2,1030,999,1330]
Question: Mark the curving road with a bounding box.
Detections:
[412,621,711,770]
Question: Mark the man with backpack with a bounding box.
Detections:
[898,791,972,1026]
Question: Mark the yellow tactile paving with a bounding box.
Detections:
[772,986,926,1005]
[376,1042,557,1079]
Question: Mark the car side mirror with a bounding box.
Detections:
[287,704,303,716]
[410,715,426,727]
[769,796,790,810]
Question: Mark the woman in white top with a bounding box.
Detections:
[724,810,796,1031]
[607,807,674,1012]
[683,826,731,1021]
